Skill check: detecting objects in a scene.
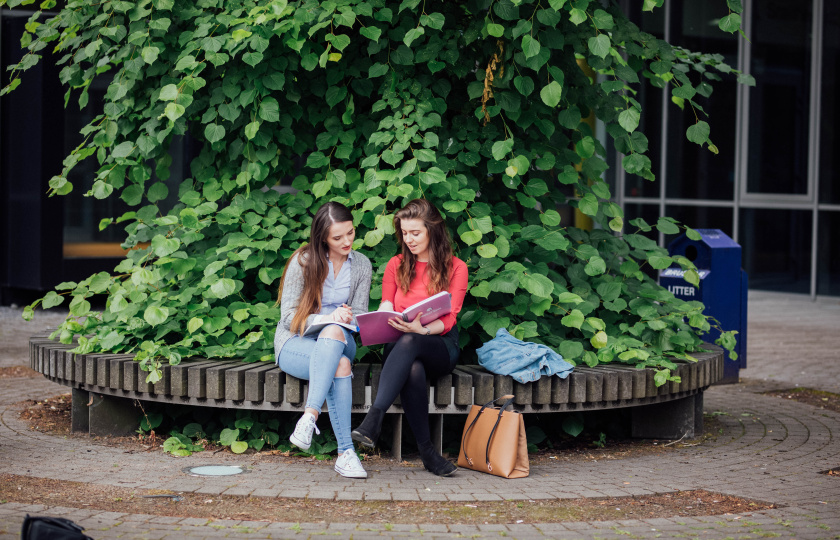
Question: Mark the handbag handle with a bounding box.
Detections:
[461,394,516,471]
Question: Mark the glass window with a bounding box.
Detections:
[62,79,188,258]
[664,204,734,247]
[817,211,840,296]
[819,1,840,204]
[739,208,811,294]
[746,0,813,196]
[621,0,664,200]
[665,0,738,201]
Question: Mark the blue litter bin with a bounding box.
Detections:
[658,229,747,384]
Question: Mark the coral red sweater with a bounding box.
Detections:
[381,256,469,334]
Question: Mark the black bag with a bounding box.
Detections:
[21,514,93,540]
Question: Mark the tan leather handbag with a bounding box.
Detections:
[457,395,530,478]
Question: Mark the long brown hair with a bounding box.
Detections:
[277,202,354,335]
[393,199,453,295]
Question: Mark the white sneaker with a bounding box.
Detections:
[290,412,319,451]
[335,449,368,478]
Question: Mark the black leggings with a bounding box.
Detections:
[373,333,457,447]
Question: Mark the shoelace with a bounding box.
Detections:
[297,416,320,437]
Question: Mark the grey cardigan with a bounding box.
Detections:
[273,249,372,358]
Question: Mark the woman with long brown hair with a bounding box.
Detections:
[274,202,372,478]
[351,199,468,476]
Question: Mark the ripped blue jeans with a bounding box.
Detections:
[277,325,356,453]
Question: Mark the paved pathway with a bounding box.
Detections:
[1,292,839,539]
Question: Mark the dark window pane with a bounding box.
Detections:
[623,83,663,199]
[739,208,811,293]
[819,2,840,204]
[665,1,737,200]
[746,0,812,195]
[817,212,840,295]
[664,205,734,247]
[621,0,664,199]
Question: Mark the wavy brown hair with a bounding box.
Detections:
[277,202,354,335]
[393,199,453,295]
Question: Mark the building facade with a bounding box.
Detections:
[1,0,838,303]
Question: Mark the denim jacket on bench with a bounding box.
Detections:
[476,328,574,384]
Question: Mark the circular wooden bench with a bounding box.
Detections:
[29,332,725,459]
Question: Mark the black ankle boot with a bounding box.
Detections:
[418,441,457,477]
[352,407,385,448]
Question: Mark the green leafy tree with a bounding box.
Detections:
[6,0,746,384]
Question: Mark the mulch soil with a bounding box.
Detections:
[761,387,840,414]
[0,366,40,379]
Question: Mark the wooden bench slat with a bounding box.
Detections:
[285,373,304,405]
[202,361,243,399]
[170,359,214,396]
[109,357,134,389]
[533,376,552,405]
[451,368,473,406]
[459,366,495,405]
[244,364,280,402]
[513,381,532,405]
[264,368,284,403]
[351,363,370,407]
[434,374,452,406]
[225,362,270,401]
[551,374,570,404]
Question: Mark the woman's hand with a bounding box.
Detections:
[331,304,353,324]
[388,312,426,334]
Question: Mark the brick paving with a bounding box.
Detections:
[1,291,839,539]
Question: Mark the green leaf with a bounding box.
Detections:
[112,141,135,158]
[686,121,710,144]
[584,256,606,276]
[219,428,239,446]
[656,217,680,235]
[618,108,640,133]
[578,194,598,216]
[521,35,541,58]
[259,97,280,122]
[684,268,700,287]
[647,254,673,270]
[718,13,741,33]
[513,76,534,96]
[491,139,514,161]
[561,309,584,329]
[211,278,236,298]
[245,121,260,140]
[143,305,169,326]
[476,244,498,258]
[163,102,185,122]
[42,291,64,308]
[404,27,425,47]
[587,34,610,59]
[487,23,504,37]
[520,273,554,298]
[539,81,562,108]
[187,317,203,334]
[460,230,483,246]
[685,227,702,241]
[360,26,382,41]
[204,123,225,143]
[562,414,584,437]
[591,331,608,349]
[558,341,583,363]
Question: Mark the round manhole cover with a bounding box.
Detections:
[184,465,247,477]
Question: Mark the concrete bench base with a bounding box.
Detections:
[31,334,725,460]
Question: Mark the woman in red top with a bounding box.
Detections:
[352,199,468,476]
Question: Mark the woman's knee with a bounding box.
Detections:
[319,324,346,342]
[335,356,352,377]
